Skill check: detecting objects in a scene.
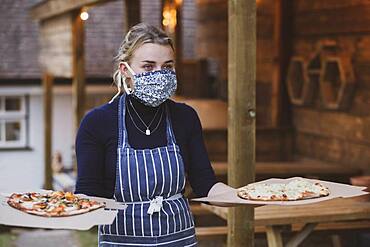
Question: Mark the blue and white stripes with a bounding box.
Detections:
[99,94,197,246]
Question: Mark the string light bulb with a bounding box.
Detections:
[80,11,89,21]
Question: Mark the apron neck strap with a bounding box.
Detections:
[165,103,177,145]
[118,94,177,148]
[118,94,129,148]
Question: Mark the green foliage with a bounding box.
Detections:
[0,231,16,247]
[74,227,98,247]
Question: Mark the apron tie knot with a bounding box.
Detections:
[147,196,163,215]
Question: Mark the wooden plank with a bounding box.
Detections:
[257,39,275,64]
[196,226,228,236]
[255,200,370,226]
[271,0,292,127]
[314,220,370,231]
[257,13,274,39]
[175,1,183,95]
[123,0,141,31]
[202,197,370,226]
[228,0,256,246]
[293,108,370,172]
[292,108,370,146]
[202,127,294,163]
[197,1,227,23]
[294,1,370,13]
[190,203,214,216]
[72,10,86,139]
[285,223,317,247]
[43,72,54,190]
[265,226,284,247]
[180,59,209,97]
[256,127,294,161]
[198,204,370,233]
[351,89,370,116]
[174,98,227,129]
[293,5,370,36]
[194,221,370,236]
[295,132,370,173]
[211,160,362,177]
[31,0,113,20]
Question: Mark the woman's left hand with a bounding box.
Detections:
[206,182,240,207]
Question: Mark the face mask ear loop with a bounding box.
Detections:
[108,70,123,104]
[123,62,136,76]
[122,77,132,95]
[122,62,136,95]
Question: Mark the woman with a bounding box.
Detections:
[75,23,231,246]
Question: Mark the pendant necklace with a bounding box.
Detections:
[127,98,162,136]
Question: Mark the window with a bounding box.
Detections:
[0,95,28,148]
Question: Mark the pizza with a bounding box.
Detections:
[7,191,105,217]
[237,178,330,201]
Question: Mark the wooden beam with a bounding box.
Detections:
[160,0,166,29]
[43,72,54,190]
[72,9,86,142]
[31,0,113,20]
[175,1,183,95]
[228,0,256,246]
[286,223,317,247]
[265,226,284,247]
[271,0,293,127]
[123,0,141,31]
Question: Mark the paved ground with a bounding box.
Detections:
[14,229,80,247]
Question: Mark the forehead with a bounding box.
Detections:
[131,43,174,63]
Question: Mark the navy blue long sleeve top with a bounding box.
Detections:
[74,94,217,198]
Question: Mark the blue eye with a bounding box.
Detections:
[143,64,153,71]
[163,64,174,70]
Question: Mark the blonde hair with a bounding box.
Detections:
[112,23,174,88]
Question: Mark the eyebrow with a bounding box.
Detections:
[140,60,174,64]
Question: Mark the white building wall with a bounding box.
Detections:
[53,94,74,169]
[0,94,44,192]
[0,85,113,192]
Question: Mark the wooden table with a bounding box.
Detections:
[202,195,370,247]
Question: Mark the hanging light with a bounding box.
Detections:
[80,11,89,21]
[162,0,177,33]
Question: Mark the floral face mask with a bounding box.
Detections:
[123,62,177,107]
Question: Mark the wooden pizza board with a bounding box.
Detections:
[192,177,368,206]
[0,190,124,230]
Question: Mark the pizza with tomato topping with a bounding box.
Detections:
[7,191,105,217]
[237,178,330,201]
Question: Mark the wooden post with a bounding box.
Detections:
[160,0,183,94]
[123,0,141,31]
[227,0,256,246]
[43,72,54,190]
[72,9,86,135]
[72,9,86,172]
[175,1,183,94]
[271,0,292,127]
[160,0,165,28]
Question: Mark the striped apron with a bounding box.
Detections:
[98,94,197,246]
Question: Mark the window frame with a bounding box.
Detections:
[0,95,28,149]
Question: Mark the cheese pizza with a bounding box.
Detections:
[7,191,105,217]
[237,178,330,201]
